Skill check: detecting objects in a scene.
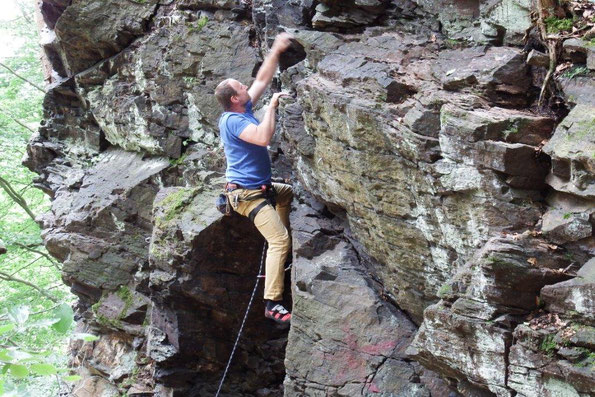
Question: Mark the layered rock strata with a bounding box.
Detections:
[27,0,594,396]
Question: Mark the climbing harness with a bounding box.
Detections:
[215,242,267,397]
[215,183,277,220]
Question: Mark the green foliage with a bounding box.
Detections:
[182,76,197,86]
[116,285,133,307]
[437,283,453,298]
[188,16,209,33]
[544,17,574,33]
[49,304,73,334]
[169,153,188,167]
[72,333,99,342]
[156,188,196,226]
[0,303,89,393]
[574,350,595,368]
[0,1,76,395]
[197,16,209,30]
[540,334,557,355]
[502,125,519,139]
[562,65,590,79]
[91,286,137,330]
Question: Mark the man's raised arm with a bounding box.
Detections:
[248,33,293,105]
[239,92,289,147]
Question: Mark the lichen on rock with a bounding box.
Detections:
[27,0,595,395]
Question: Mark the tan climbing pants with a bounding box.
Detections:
[228,183,293,301]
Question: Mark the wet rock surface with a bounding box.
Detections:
[27,0,595,396]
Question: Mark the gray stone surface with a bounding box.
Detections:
[283,29,546,325]
[508,318,595,396]
[526,49,549,68]
[147,184,288,395]
[285,191,447,396]
[407,234,574,396]
[40,148,169,297]
[26,0,595,395]
[54,0,160,76]
[541,258,595,325]
[541,209,592,244]
[543,104,595,199]
[415,0,532,45]
[76,9,260,156]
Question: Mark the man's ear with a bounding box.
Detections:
[230,95,239,104]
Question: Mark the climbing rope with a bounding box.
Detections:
[215,242,267,397]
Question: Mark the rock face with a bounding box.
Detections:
[27,0,594,396]
[285,192,448,396]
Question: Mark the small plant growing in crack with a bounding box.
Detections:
[188,16,209,33]
[540,334,557,356]
[562,66,590,79]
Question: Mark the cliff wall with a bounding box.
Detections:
[26,0,594,396]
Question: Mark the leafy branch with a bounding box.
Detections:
[0,106,36,133]
[0,176,36,222]
[0,304,88,393]
[0,270,58,303]
[0,62,45,94]
[13,243,61,271]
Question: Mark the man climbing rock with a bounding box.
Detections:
[215,32,294,325]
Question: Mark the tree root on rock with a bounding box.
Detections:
[535,0,563,109]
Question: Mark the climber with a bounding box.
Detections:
[214,32,294,326]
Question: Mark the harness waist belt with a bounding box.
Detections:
[226,182,272,192]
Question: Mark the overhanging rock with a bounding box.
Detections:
[148,183,288,395]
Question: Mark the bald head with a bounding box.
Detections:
[215,79,238,111]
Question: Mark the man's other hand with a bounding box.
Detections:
[271,33,294,54]
[248,34,294,105]
[271,92,290,108]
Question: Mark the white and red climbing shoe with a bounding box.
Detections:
[264,303,291,325]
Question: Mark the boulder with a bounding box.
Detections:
[508,316,595,396]
[541,209,592,244]
[543,104,595,199]
[40,0,70,29]
[562,38,594,65]
[25,0,595,395]
[559,75,595,106]
[285,192,447,396]
[434,46,530,106]
[541,258,595,325]
[54,0,160,76]
[415,0,532,45]
[526,49,550,68]
[41,148,169,299]
[311,0,389,30]
[177,0,245,10]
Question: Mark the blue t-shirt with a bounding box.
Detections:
[218,101,271,189]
